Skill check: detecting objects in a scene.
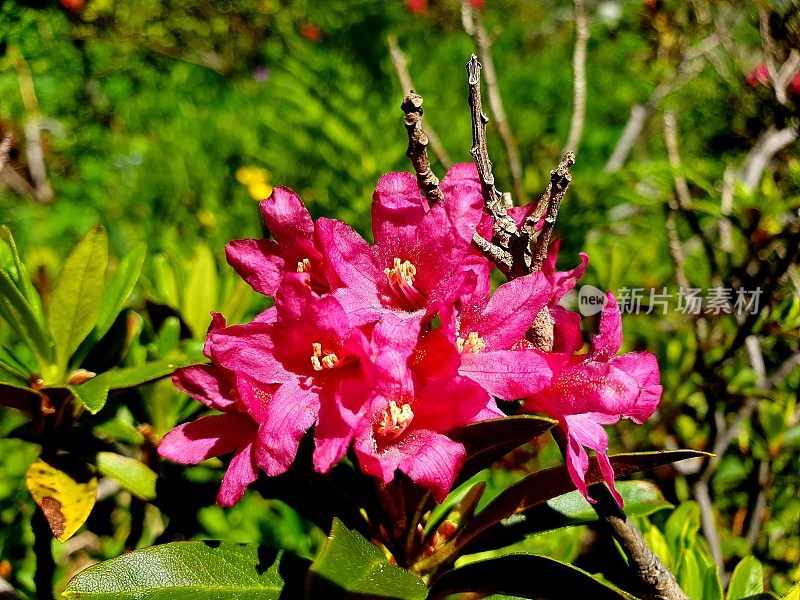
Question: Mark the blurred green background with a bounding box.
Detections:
[1,0,799,598]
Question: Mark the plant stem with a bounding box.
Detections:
[32,508,55,600]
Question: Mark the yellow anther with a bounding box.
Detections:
[375,400,414,439]
[457,331,485,354]
[385,257,417,287]
[311,342,338,371]
[297,257,311,273]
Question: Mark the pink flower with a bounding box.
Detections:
[405,0,427,14]
[354,313,495,502]
[542,240,589,354]
[207,273,374,477]
[745,62,770,88]
[158,363,278,507]
[790,73,800,95]
[225,187,337,298]
[316,166,484,323]
[522,293,661,506]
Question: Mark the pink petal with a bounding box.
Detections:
[316,218,381,303]
[545,241,589,304]
[273,274,353,373]
[589,292,622,361]
[209,321,291,384]
[217,442,259,507]
[202,312,228,359]
[413,376,491,433]
[551,306,584,354]
[235,372,279,422]
[172,365,235,411]
[563,414,621,506]
[255,378,320,476]
[313,385,359,474]
[459,349,556,401]
[462,271,551,350]
[397,429,466,503]
[372,172,428,248]
[225,238,285,297]
[259,187,315,247]
[158,413,255,464]
[607,352,662,424]
[440,162,480,190]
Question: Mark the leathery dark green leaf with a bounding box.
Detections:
[63,541,307,599]
[307,518,428,599]
[427,553,636,599]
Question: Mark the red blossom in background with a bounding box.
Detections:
[405,0,428,15]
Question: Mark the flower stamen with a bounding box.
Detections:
[457,331,485,354]
[375,400,414,440]
[385,257,426,310]
[297,257,311,273]
[311,342,339,371]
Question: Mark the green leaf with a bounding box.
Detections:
[427,554,635,599]
[152,253,180,309]
[547,481,672,522]
[0,269,53,369]
[95,452,157,500]
[665,501,701,560]
[99,357,195,390]
[94,242,146,343]
[0,225,44,324]
[73,357,192,414]
[63,541,301,599]
[427,450,710,567]
[307,518,427,599]
[678,548,706,600]
[727,557,764,600]
[183,243,218,338]
[48,225,109,376]
[447,414,556,484]
[70,378,110,414]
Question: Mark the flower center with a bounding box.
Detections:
[310,342,339,371]
[296,257,311,273]
[385,257,426,310]
[374,400,414,440]
[457,331,485,354]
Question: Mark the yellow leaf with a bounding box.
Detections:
[25,458,97,542]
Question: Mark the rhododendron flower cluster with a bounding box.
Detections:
[159,164,662,507]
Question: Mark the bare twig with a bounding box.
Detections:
[692,480,725,579]
[773,50,800,106]
[665,210,690,291]
[719,165,734,255]
[466,56,574,278]
[401,93,444,204]
[564,0,589,155]
[552,431,689,600]
[462,1,524,202]
[0,134,11,172]
[467,55,510,214]
[758,7,778,86]
[740,125,799,192]
[387,36,451,168]
[530,153,575,271]
[744,460,769,550]
[770,352,800,392]
[663,112,722,282]
[604,35,719,173]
